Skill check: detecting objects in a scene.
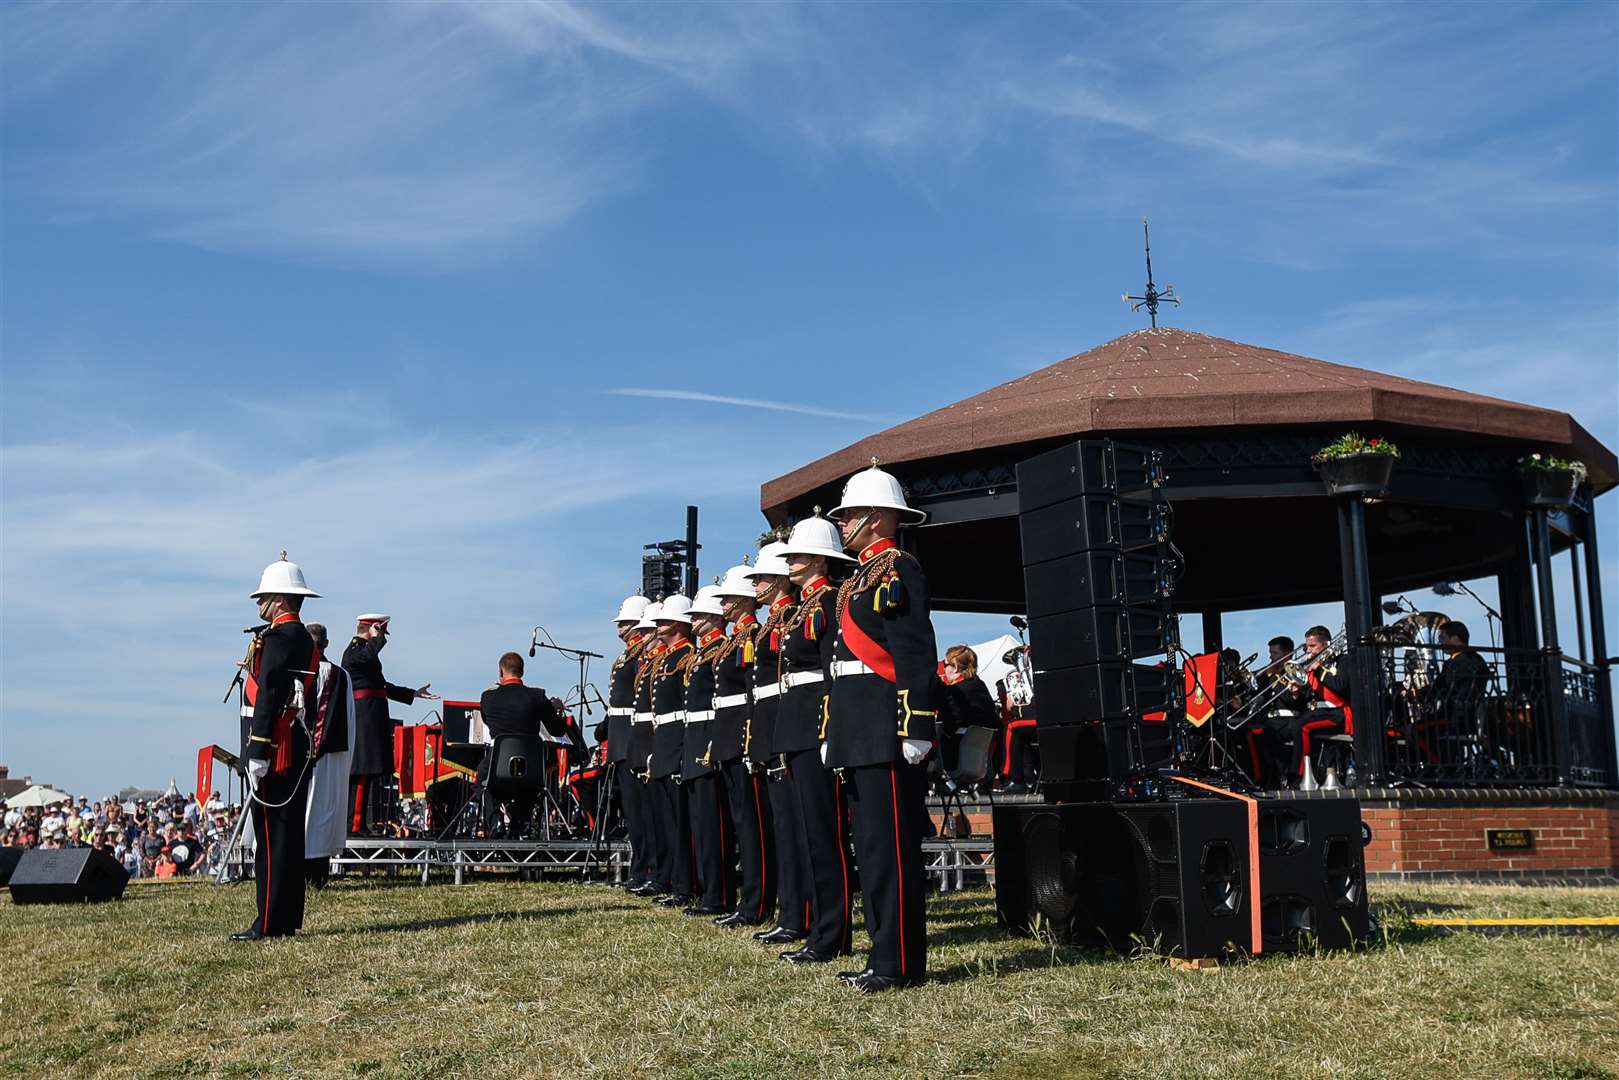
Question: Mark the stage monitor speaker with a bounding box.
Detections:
[994,800,1251,958]
[1023,551,1172,618]
[0,845,24,886]
[1036,715,1176,796]
[1256,797,1369,951]
[8,848,129,904]
[1027,605,1178,668]
[1033,662,1173,724]
[1017,439,1163,512]
[1019,494,1169,565]
[440,700,481,744]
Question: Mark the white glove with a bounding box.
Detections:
[901,739,931,766]
[246,758,269,787]
[820,742,829,765]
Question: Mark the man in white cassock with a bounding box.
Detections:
[303,622,356,887]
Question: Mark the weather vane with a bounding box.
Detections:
[1122,218,1180,328]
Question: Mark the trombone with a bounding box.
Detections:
[1224,628,1348,729]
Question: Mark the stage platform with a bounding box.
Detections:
[326,834,995,889]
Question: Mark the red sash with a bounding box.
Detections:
[838,605,896,682]
[1308,669,1354,732]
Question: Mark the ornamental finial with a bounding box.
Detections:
[278,549,288,561]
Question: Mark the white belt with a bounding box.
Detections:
[781,671,824,690]
[653,712,684,727]
[632,712,654,725]
[240,705,254,718]
[753,683,781,701]
[685,710,715,723]
[608,707,632,718]
[831,659,881,679]
[714,693,749,709]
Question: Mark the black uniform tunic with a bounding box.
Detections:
[778,577,852,957]
[717,614,776,923]
[649,638,694,896]
[827,537,939,980]
[477,678,558,832]
[342,635,418,776]
[244,612,316,938]
[710,620,755,766]
[607,636,650,765]
[626,643,663,882]
[751,596,803,930]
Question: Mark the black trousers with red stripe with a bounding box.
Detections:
[784,748,852,957]
[615,762,655,883]
[1285,708,1347,778]
[347,773,393,835]
[766,765,809,931]
[848,760,928,979]
[686,770,733,909]
[251,763,310,936]
[725,759,776,923]
[650,776,695,896]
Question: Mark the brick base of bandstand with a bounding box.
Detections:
[928,787,1619,884]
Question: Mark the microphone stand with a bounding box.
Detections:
[530,628,603,843]
[1446,580,1503,653]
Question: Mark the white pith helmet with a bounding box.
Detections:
[744,541,792,579]
[779,515,855,562]
[654,593,693,625]
[688,585,728,618]
[636,602,662,631]
[714,563,758,598]
[250,552,321,598]
[615,594,651,624]
[356,613,390,625]
[829,462,927,525]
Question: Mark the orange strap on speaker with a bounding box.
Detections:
[1165,774,1263,956]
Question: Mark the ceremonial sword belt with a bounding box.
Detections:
[713,693,749,709]
[752,682,781,701]
[779,670,824,690]
[830,659,882,679]
[653,711,685,727]
[632,712,654,724]
[607,707,633,718]
[684,710,715,724]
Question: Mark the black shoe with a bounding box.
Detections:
[779,946,838,964]
[756,926,807,945]
[628,882,660,896]
[837,968,874,984]
[684,904,729,916]
[230,926,264,942]
[851,972,925,993]
[994,782,1029,796]
[715,912,760,927]
[656,893,693,907]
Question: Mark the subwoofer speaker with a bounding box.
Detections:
[1256,797,1369,950]
[8,847,129,904]
[994,800,1252,958]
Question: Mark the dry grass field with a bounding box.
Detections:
[2,874,1617,1079]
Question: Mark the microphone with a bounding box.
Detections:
[529,626,540,658]
[1010,616,1028,630]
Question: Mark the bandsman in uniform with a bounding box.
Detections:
[681,585,734,916]
[774,516,854,965]
[626,603,667,894]
[744,543,807,944]
[1285,625,1352,786]
[605,595,653,889]
[711,562,775,927]
[827,464,939,991]
[647,595,697,906]
[236,553,321,941]
[343,615,437,836]
[477,652,561,836]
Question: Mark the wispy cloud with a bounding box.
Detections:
[607,387,896,423]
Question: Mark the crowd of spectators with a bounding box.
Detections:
[1,790,245,879]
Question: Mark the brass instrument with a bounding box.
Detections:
[1224,629,1348,729]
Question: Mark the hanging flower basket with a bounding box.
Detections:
[1313,433,1399,497]
[1519,453,1586,509]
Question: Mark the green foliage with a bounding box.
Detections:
[1313,431,1401,462]
[1519,453,1588,479]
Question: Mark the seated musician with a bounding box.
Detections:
[1409,621,1490,761]
[477,652,561,836]
[934,645,997,773]
[1238,635,1300,788]
[994,645,1038,795]
[1282,626,1351,786]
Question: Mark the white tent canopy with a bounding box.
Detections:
[969,634,1024,698]
[4,785,75,809]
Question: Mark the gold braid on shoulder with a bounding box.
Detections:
[612,636,649,676]
[835,548,904,624]
[718,621,760,665]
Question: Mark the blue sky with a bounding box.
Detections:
[2,1,1615,797]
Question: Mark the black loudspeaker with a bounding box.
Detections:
[1019,495,1169,564]
[1023,551,1172,617]
[1017,439,1164,510]
[1036,719,1175,799]
[1256,798,1369,950]
[1028,605,1178,667]
[994,800,1252,958]
[0,845,24,886]
[1033,663,1173,722]
[9,848,130,904]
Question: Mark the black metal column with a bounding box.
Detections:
[1201,611,1223,655]
[1581,513,1616,787]
[1569,546,1588,663]
[1499,522,1539,652]
[1338,498,1384,782]
[1531,508,1569,782]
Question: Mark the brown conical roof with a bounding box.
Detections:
[762,327,1615,512]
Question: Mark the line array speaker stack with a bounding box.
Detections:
[993,797,1368,956]
[1016,439,1179,800]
